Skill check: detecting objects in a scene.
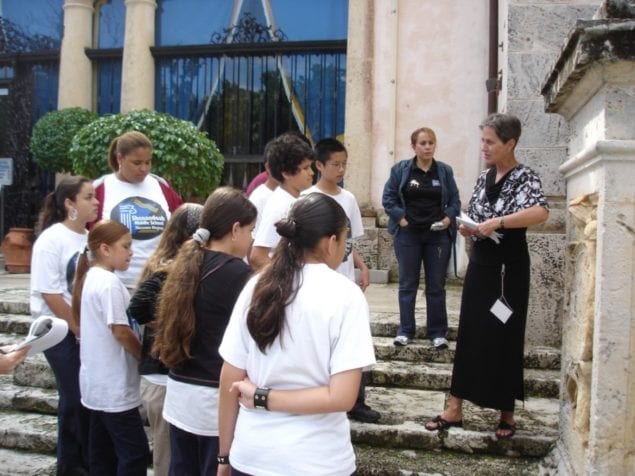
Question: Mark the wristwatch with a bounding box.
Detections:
[217,455,230,465]
[499,217,505,229]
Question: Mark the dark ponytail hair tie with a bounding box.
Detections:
[276,218,299,239]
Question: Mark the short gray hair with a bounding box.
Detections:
[480,113,521,146]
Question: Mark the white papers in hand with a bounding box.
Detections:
[456,212,502,244]
[15,316,69,356]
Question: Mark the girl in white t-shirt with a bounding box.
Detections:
[30,175,98,475]
[218,193,376,476]
[151,187,256,476]
[72,220,149,475]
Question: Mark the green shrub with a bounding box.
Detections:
[30,107,98,173]
[69,109,224,198]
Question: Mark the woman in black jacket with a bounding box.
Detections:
[382,127,461,349]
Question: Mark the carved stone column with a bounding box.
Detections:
[120,0,157,112]
[542,1,635,473]
[58,0,94,109]
[344,0,375,210]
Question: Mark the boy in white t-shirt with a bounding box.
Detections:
[303,137,380,424]
[248,157,278,236]
[249,132,315,270]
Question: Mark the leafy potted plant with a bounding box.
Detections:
[69,109,224,199]
[30,107,98,173]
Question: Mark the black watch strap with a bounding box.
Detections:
[254,387,271,410]
[217,454,230,465]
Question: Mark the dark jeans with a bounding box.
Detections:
[88,407,149,476]
[168,424,218,476]
[394,226,451,339]
[43,331,89,474]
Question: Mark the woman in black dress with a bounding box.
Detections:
[425,113,549,438]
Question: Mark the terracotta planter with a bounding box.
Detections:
[1,227,34,273]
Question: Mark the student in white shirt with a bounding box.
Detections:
[304,138,380,424]
[30,175,99,475]
[249,132,314,270]
[151,187,256,476]
[218,193,376,476]
[72,220,149,475]
[248,157,278,235]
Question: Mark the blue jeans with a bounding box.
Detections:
[168,424,218,476]
[88,407,149,476]
[394,226,451,339]
[43,331,89,474]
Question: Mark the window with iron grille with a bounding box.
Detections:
[154,0,348,188]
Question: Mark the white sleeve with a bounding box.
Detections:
[347,194,364,240]
[253,202,285,249]
[329,285,376,375]
[104,279,131,327]
[31,244,64,295]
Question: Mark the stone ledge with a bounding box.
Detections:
[368,361,560,398]
[355,268,390,284]
[0,448,56,476]
[353,387,558,457]
[372,337,561,370]
[542,18,635,115]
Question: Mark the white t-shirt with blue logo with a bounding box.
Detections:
[99,174,171,288]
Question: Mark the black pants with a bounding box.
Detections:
[88,407,149,476]
[168,424,219,476]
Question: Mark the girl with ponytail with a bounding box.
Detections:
[152,187,256,475]
[72,220,149,475]
[30,175,98,475]
[217,193,376,476]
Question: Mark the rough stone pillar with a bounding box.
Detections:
[542,2,635,473]
[343,0,375,210]
[58,0,94,109]
[120,0,157,112]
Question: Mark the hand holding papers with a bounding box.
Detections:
[14,315,69,356]
[456,213,502,244]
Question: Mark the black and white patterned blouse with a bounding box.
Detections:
[466,164,548,233]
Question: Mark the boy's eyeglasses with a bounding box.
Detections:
[326,161,347,169]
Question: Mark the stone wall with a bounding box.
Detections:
[500,0,601,347]
[560,193,597,467]
[541,0,635,471]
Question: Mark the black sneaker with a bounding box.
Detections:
[347,403,381,423]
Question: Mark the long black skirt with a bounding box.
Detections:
[450,249,530,411]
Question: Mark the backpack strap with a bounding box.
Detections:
[199,255,234,283]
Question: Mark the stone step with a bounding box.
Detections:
[12,354,56,390]
[353,386,557,458]
[368,360,560,398]
[0,448,56,476]
[370,312,460,341]
[353,445,545,475]
[0,314,32,335]
[0,383,558,461]
[373,337,561,370]
[0,412,57,454]
[0,288,30,316]
[0,376,58,415]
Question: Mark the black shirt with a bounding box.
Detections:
[402,158,445,229]
[169,251,251,387]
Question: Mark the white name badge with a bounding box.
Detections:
[490,299,513,324]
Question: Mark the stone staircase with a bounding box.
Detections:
[0,279,560,475]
